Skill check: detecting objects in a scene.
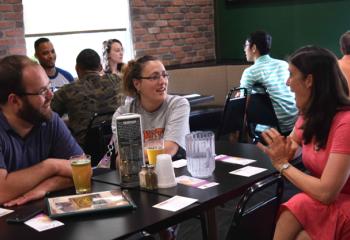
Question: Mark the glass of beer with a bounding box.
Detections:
[70,154,92,194]
[145,137,164,165]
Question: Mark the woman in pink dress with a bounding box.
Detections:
[258,46,350,240]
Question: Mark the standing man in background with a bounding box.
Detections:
[339,31,350,88]
[34,38,74,89]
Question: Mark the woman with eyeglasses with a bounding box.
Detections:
[111,55,190,161]
[102,39,124,75]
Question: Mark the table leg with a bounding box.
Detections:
[206,208,218,240]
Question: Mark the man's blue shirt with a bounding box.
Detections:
[0,111,83,172]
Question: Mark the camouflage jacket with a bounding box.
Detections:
[51,73,124,146]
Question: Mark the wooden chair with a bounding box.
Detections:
[225,174,284,240]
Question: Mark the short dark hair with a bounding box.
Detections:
[0,55,38,104]
[289,46,350,148]
[34,37,50,51]
[76,49,101,71]
[339,31,350,55]
[246,30,272,55]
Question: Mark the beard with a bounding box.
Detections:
[18,97,53,125]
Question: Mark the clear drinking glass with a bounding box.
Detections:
[185,131,215,178]
[70,154,92,194]
[144,137,165,165]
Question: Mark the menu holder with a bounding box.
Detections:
[46,190,136,218]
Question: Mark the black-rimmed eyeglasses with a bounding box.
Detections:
[139,72,170,81]
[17,85,53,97]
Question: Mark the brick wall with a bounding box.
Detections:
[130,0,216,66]
[0,0,26,58]
[0,1,216,65]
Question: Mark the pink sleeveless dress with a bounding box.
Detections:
[282,111,350,239]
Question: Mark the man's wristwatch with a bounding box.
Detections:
[279,163,290,175]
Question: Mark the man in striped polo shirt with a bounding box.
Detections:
[239,30,298,135]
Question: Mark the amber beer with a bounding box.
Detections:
[70,155,92,194]
[146,146,164,165]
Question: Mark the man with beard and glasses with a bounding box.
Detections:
[34,38,74,89]
[0,55,83,206]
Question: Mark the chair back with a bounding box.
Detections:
[217,87,248,142]
[189,107,223,132]
[226,174,284,240]
[84,111,115,167]
[246,92,280,143]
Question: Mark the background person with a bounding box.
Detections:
[239,30,298,135]
[258,46,350,240]
[102,39,124,75]
[51,49,124,147]
[34,37,74,89]
[0,55,83,206]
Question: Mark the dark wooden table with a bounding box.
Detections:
[93,141,277,239]
[0,181,202,240]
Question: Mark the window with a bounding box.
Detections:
[23,0,134,77]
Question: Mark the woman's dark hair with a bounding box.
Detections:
[289,46,350,148]
[102,39,123,73]
[122,55,159,96]
[246,30,272,55]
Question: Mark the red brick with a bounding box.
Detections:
[185,38,196,44]
[147,13,159,20]
[168,20,182,27]
[0,39,13,46]
[0,4,13,12]
[159,13,172,20]
[157,47,170,54]
[4,0,21,3]
[4,12,22,20]
[161,40,174,47]
[156,33,169,40]
[13,4,23,11]
[132,0,146,7]
[5,29,23,37]
[0,21,15,28]
[135,42,148,49]
[155,20,168,27]
[133,28,147,35]
[143,34,156,41]
[148,27,160,34]
[172,0,185,6]
[167,7,179,13]
[161,27,173,33]
[168,33,181,39]
[9,47,26,55]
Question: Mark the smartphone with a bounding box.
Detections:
[6,207,42,223]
